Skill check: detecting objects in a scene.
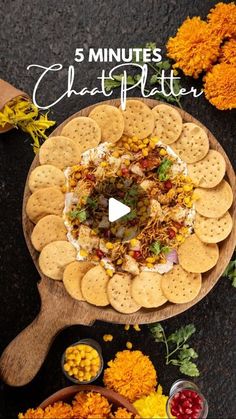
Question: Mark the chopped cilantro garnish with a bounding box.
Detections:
[87,197,98,209]
[68,208,87,221]
[149,241,170,255]
[149,241,161,255]
[157,158,173,181]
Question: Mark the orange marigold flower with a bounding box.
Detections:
[112,407,138,418]
[219,38,236,65]
[73,391,111,418]
[207,2,236,40]
[204,63,236,110]
[43,401,73,418]
[167,17,221,78]
[103,350,157,403]
[18,408,44,419]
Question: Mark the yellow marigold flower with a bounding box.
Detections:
[112,407,139,418]
[207,2,236,40]
[204,63,236,110]
[167,17,221,78]
[44,401,73,418]
[103,350,157,402]
[219,38,236,65]
[73,392,111,418]
[133,385,168,419]
[18,408,45,419]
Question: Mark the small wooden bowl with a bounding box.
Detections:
[0,79,28,133]
[39,385,138,415]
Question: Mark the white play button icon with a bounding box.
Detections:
[108,198,131,222]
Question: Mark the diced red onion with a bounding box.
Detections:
[166,249,179,264]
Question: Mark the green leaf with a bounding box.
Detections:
[223,256,236,287]
[150,74,158,85]
[78,209,87,222]
[179,361,200,377]
[157,158,173,181]
[179,346,198,361]
[161,246,170,254]
[113,75,136,85]
[145,42,157,51]
[87,197,98,209]
[149,323,165,342]
[168,324,196,345]
[149,241,161,255]
[104,79,122,92]
[155,60,171,71]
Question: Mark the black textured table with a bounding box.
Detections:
[0,1,236,418]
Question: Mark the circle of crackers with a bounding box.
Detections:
[61,116,101,151]
[31,214,67,251]
[107,273,141,314]
[89,104,124,143]
[22,99,236,323]
[178,234,219,273]
[187,149,226,188]
[29,164,66,193]
[152,103,183,144]
[161,265,202,304]
[172,122,209,163]
[39,241,77,280]
[63,261,94,301]
[195,179,233,218]
[194,212,233,243]
[131,272,167,308]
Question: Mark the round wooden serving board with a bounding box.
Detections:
[0,98,235,387]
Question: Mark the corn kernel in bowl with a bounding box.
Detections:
[62,339,103,383]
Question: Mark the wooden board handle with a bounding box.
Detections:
[0,304,66,386]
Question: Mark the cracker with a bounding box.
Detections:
[161,265,202,304]
[194,211,233,243]
[119,100,155,139]
[63,261,94,301]
[152,104,182,144]
[39,136,81,169]
[26,187,65,224]
[28,165,65,193]
[195,180,233,218]
[172,123,209,163]
[61,117,101,151]
[31,215,67,251]
[187,150,226,188]
[81,265,109,306]
[107,273,141,314]
[131,271,167,308]
[178,234,219,273]
[39,241,76,280]
[89,105,124,143]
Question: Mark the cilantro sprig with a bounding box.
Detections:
[157,158,173,181]
[104,43,183,108]
[149,240,170,255]
[149,323,200,377]
[68,208,87,222]
[223,252,236,287]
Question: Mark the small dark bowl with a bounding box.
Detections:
[39,384,138,415]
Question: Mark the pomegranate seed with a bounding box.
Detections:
[173,392,181,401]
[86,173,95,181]
[117,190,125,198]
[183,400,192,409]
[174,221,183,229]
[96,249,104,258]
[192,414,200,419]
[133,251,141,260]
[140,159,149,168]
[164,180,172,190]
[104,229,111,239]
[168,228,176,239]
[171,407,178,416]
[193,406,202,414]
[191,391,199,399]
[121,167,129,176]
[184,408,193,415]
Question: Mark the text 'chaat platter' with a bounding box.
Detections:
[26,100,234,314]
